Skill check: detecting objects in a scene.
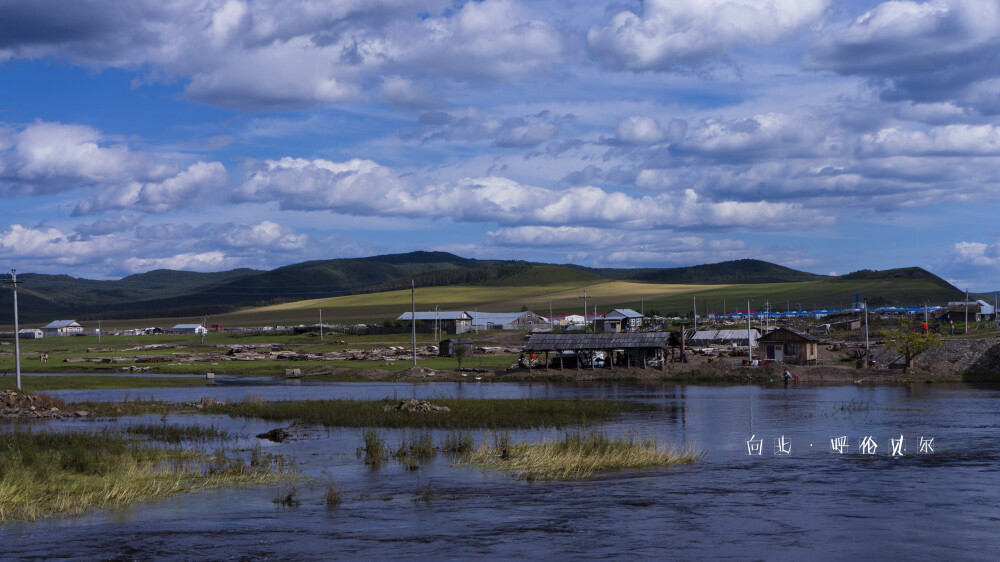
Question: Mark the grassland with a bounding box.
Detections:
[0,430,290,522]
[462,431,700,480]
[0,375,214,391]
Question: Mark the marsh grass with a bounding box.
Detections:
[325,480,343,506]
[357,429,388,467]
[463,431,700,480]
[837,399,871,413]
[0,430,290,523]
[213,398,648,429]
[441,431,475,453]
[124,423,231,444]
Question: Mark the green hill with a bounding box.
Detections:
[0,255,962,326]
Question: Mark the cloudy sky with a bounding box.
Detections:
[2,0,1000,289]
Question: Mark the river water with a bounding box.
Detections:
[3,381,999,560]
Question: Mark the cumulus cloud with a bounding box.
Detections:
[806,0,1000,112]
[0,224,132,267]
[0,121,167,195]
[588,0,828,71]
[405,108,570,148]
[73,161,229,215]
[0,0,567,110]
[235,156,827,231]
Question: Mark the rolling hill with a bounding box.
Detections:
[0,253,964,326]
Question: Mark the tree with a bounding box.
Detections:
[453,341,472,370]
[882,320,943,373]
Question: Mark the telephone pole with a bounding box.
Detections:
[746,298,753,363]
[318,309,323,341]
[579,291,588,332]
[3,270,23,390]
[411,278,417,367]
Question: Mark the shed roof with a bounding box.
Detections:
[41,320,81,329]
[604,308,644,320]
[690,329,759,343]
[172,324,204,330]
[524,332,671,351]
[467,312,533,326]
[397,311,472,321]
[758,327,820,343]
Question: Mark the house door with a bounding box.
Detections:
[774,348,783,362]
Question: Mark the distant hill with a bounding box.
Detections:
[578,259,823,284]
[0,254,962,325]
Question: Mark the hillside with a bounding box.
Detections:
[0,255,962,326]
[579,259,824,284]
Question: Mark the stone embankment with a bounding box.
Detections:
[0,390,88,420]
[908,337,1000,376]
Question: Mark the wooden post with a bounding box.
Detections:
[559,350,564,372]
[545,350,549,372]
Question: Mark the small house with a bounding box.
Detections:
[18,328,43,339]
[758,327,820,364]
[40,320,84,337]
[601,309,645,333]
[397,311,473,334]
[172,324,207,335]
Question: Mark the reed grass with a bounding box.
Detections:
[212,398,648,429]
[462,431,700,480]
[0,430,290,523]
[357,429,388,467]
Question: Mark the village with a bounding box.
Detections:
[5,297,999,383]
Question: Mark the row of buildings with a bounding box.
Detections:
[17,320,207,339]
[396,308,646,334]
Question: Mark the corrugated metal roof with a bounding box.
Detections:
[690,329,758,343]
[758,327,820,342]
[524,332,671,351]
[604,308,644,319]
[172,324,204,329]
[41,320,81,329]
[397,311,472,321]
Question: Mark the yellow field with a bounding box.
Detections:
[218,280,723,324]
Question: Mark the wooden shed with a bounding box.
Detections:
[758,327,820,364]
[523,332,672,371]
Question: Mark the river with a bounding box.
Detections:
[3,381,998,560]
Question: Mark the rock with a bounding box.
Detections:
[382,398,451,413]
[256,427,291,442]
[74,411,89,417]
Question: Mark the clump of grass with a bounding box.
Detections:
[462,431,700,480]
[837,399,871,413]
[357,429,388,467]
[411,481,433,503]
[325,480,343,506]
[124,423,231,444]
[273,486,299,507]
[441,431,475,453]
[0,430,291,523]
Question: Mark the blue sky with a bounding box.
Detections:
[1,0,999,290]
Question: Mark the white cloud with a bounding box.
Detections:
[588,0,828,71]
[0,224,132,266]
[616,115,666,145]
[0,0,567,110]
[122,251,236,273]
[73,161,229,215]
[235,156,828,231]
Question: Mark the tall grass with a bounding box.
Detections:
[124,423,231,443]
[213,398,649,429]
[0,430,290,523]
[462,431,701,480]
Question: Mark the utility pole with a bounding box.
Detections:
[965,288,970,333]
[864,298,870,356]
[435,305,439,342]
[3,270,23,390]
[411,278,417,367]
[579,291,588,333]
[746,298,753,363]
[200,315,208,344]
[693,297,697,330]
[318,309,323,341]
[98,320,102,343]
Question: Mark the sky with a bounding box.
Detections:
[1,0,1000,290]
